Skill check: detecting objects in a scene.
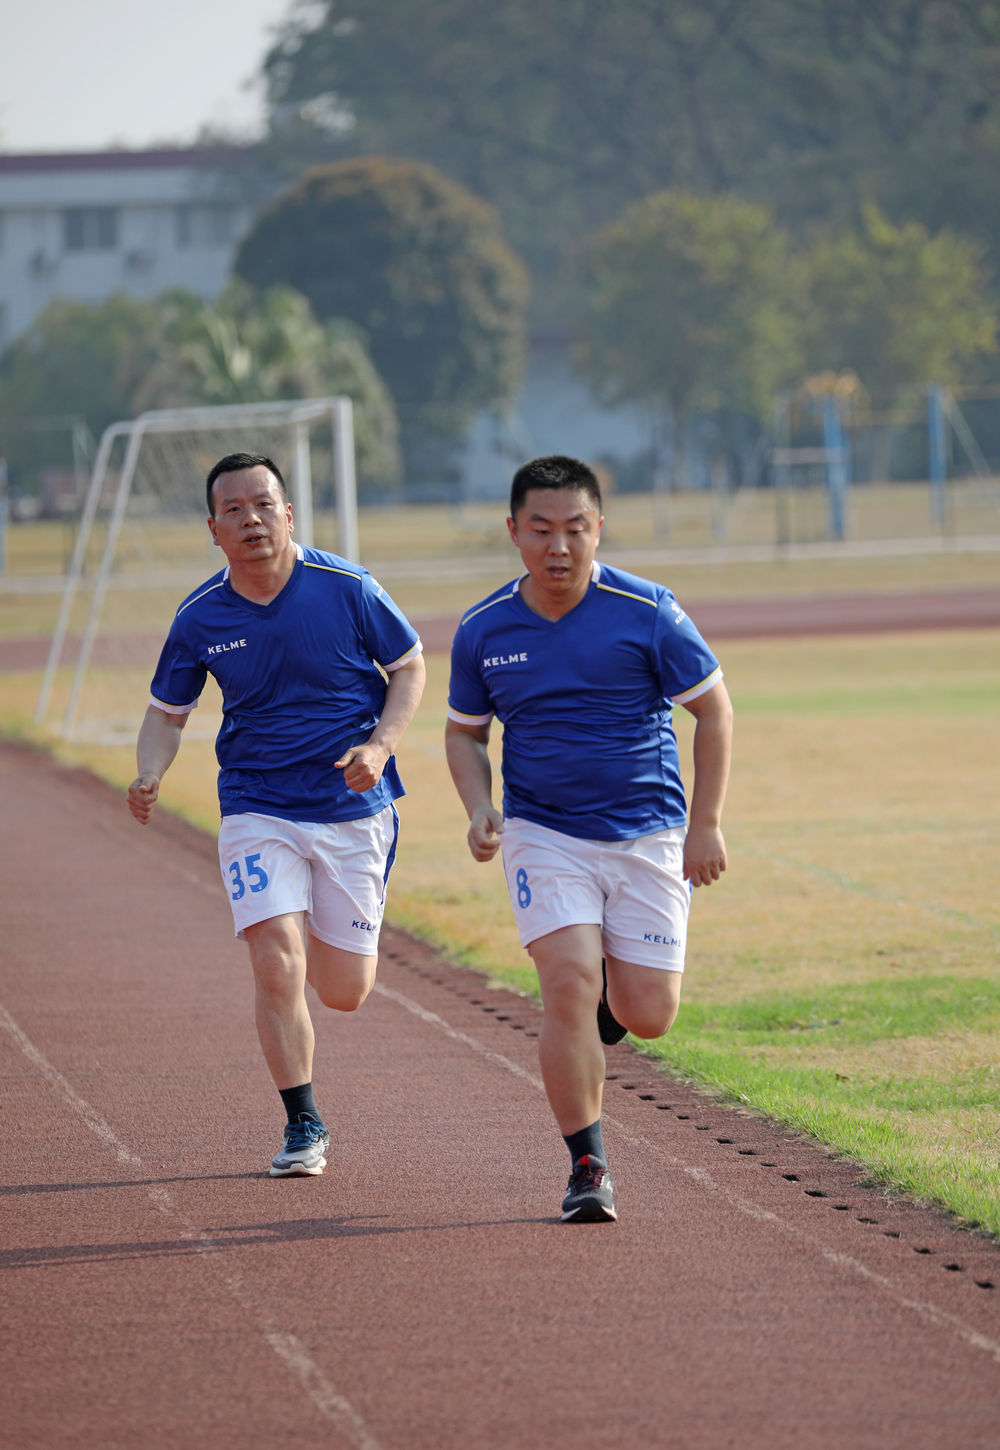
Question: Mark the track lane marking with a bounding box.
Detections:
[0,1002,383,1450]
[375,982,1000,1366]
[8,916,997,1396]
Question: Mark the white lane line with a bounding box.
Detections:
[0,1003,383,1450]
[1,1004,144,1170]
[375,983,545,1092]
[374,982,1000,1366]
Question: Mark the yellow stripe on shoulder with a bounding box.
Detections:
[461,591,514,625]
[177,579,225,615]
[595,582,657,607]
[303,561,363,580]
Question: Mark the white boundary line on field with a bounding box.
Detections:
[0,1003,383,1450]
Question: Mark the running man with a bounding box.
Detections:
[128,452,425,1177]
[446,455,732,1222]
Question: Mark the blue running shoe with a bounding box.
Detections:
[269,1114,330,1177]
[561,1154,617,1222]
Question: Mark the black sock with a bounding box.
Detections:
[564,1119,606,1166]
[279,1082,322,1126]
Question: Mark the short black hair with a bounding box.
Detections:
[206,452,287,516]
[509,455,602,519]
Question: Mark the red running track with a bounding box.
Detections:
[2,740,1000,1449]
[2,585,999,671]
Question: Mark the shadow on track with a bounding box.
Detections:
[2,1213,558,1270]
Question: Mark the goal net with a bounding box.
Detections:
[35,397,357,744]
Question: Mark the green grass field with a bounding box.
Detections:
[2,497,998,1233]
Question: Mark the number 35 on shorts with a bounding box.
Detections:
[227,853,270,901]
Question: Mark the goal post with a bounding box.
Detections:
[36,397,358,743]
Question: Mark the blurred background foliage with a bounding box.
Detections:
[234,157,529,488]
[260,0,1000,334]
[5,0,1000,500]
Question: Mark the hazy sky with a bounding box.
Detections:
[0,0,297,153]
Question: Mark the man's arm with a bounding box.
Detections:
[681,679,733,887]
[335,653,427,793]
[444,717,504,862]
[127,705,190,824]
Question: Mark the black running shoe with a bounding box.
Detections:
[561,1154,617,1222]
[597,958,628,1045]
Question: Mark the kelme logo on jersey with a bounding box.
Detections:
[207,638,248,656]
[482,651,528,668]
[352,918,377,933]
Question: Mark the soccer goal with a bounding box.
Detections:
[35,397,358,744]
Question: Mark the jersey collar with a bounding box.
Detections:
[513,559,602,592]
[221,540,304,583]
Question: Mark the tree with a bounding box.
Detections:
[233,157,530,486]
[800,206,997,395]
[260,1,766,321]
[0,295,166,491]
[258,0,1000,318]
[136,281,401,489]
[575,190,804,482]
[0,284,402,497]
[759,0,1000,254]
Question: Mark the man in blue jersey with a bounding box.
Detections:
[128,452,425,1178]
[446,455,732,1222]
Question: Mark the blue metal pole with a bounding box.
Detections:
[0,459,8,575]
[927,384,947,529]
[822,396,846,540]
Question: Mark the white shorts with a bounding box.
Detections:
[500,817,691,971]
[217,807,399,953]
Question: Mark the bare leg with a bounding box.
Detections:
[244,912,313,1090]
[245,913,376,1081]
[306,934,378,1011]
[529,923,605,1135]
[603,953,683,1040]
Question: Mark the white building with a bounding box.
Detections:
[0,146,269,348]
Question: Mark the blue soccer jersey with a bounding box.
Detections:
[448,561,721,840]
[150,545,422,823]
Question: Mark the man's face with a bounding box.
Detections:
[207,465,293,564]
[507,486,603,606]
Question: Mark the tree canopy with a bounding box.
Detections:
[233,156,530,481]
[261,0,1000,329]
[0,295,166,484]
[138,281,401,487]
[576,194,998,430]
[0,283,401,494]
[576,192,803,426]
[800,207,997,394]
